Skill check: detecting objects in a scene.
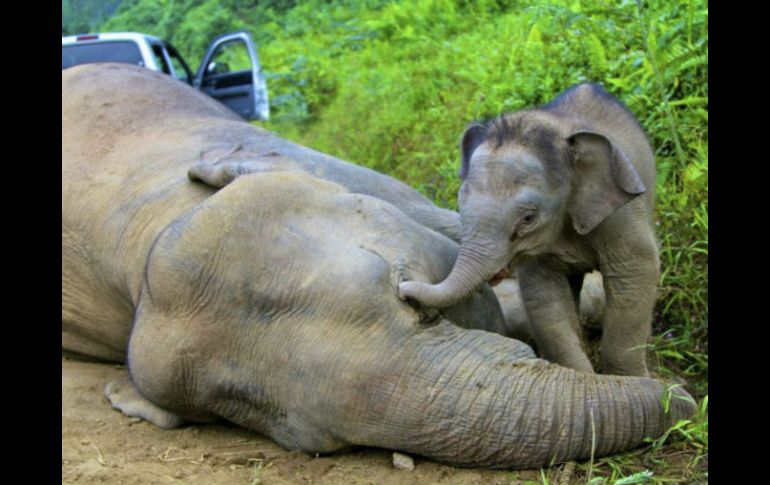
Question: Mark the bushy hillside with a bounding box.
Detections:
[62,0,124,35]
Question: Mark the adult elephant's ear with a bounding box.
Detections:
[459,123,488,180]
[567,131,647,235]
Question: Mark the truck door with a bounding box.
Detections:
[194,31,270,121]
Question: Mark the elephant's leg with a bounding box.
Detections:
[104,376,187,429]
[566,273,584,308]
[188,145,298,188]
[491,277,534,343]
[599,249,658,377]
[566,272,587,338]
[518,262,594,373]
[579,270,606,327]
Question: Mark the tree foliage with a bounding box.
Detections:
[62,0,124,36]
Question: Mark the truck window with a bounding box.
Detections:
[62,41,144,69]
[203,40,252,79]
[151,44,172,75]
[166,45,193,84]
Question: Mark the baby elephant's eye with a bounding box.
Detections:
[520,210,537,226]
[513,210,537,240]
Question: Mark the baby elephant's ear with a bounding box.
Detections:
[568,131,647,235]
[459,123,488,180]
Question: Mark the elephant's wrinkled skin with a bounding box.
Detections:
[62,64,695,469]
[400,85,659,377]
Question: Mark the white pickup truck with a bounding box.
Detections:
[62,31,269,121]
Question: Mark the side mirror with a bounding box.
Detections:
[206,61,230,75]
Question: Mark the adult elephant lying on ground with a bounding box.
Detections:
[62,64,695,469]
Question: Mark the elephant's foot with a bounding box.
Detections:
[600,331,651,377]
[600,358,650,378]
[105,376,187,429]
[552,347,596,374]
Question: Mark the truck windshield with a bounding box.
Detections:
[62,41,144,69]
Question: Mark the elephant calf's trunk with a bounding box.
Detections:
[398,279,472,308]
[399,242,504,308]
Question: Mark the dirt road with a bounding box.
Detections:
[62,358,542,484]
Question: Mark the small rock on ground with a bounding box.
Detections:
[392,452,415,471]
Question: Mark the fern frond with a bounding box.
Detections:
[659,40,708,78]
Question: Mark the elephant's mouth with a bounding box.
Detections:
[488,255,524,286]
[488,266,510,287]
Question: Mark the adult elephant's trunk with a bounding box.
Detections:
[399,222,509,308]
[343,323,696,469]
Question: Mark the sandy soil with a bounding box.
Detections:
[62,357,544,485]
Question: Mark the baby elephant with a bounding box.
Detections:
[400,84,659,377]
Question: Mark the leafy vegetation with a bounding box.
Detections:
[70,0,708,482]
[62,0,124,36]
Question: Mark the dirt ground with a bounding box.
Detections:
[62,357,546,485]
